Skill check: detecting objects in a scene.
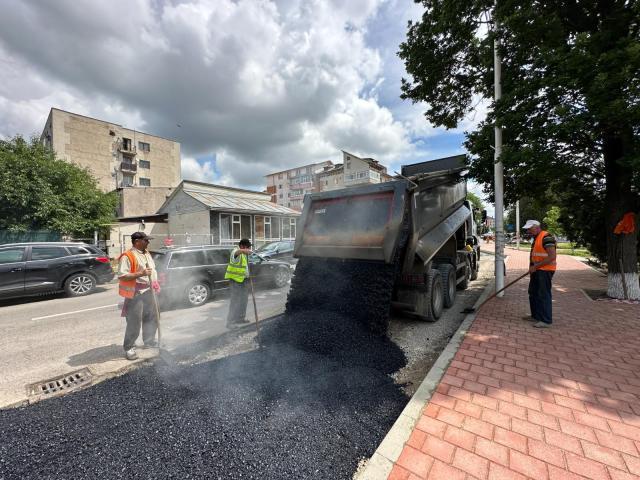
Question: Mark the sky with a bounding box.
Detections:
[0,0,490,208]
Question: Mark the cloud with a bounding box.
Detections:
[0,0,486,191]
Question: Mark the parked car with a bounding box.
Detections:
[151,245,292,307]
[0,242,114,301]
[254,240,296,264]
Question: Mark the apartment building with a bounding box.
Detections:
[265,160,333,211]
[40,108,181,216]
[317,151,392,192]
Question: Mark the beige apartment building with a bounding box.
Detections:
[265,160,333,211]
[40,108,181,216]
[317,150,392,192]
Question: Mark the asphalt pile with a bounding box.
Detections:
[0,344,407,480]
[285,258,397,334]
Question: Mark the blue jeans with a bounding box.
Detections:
[528,270,554,324]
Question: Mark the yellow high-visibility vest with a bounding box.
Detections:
[225,248,248,283]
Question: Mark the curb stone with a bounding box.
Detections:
[355,279,497,480]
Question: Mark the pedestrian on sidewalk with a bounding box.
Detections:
[523,220,557,328]
[118,232,161,360]
[224,238,253,328]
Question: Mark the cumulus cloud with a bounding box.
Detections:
[0,0,479,191]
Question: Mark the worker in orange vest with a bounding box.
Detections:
[522,220,557,328]
[118,231,160,360]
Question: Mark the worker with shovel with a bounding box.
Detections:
[118,232,161,360]
[523,220,557,328]
[225,238,253,329]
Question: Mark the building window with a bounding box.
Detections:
[122,138,132,150]
[140,177,151,186]
[282,217,296,239]
[220,214,251,244]
[138,141,150,152]
[357,170,368,179]
[139,160,150,169]
[278,184,282,189]
[278,173,283,179]
[279,193,283,199]
[122,174,134,187]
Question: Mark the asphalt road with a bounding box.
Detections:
[0,281,290,407]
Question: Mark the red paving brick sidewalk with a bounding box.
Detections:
[389,248,640,480]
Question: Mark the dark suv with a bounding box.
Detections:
[0,242,115,300]
[254,240,296,264]
[151,245,292,307]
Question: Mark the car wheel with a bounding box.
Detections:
[273,267,291,288]
[186,281,210,307]
[64,273,96,297]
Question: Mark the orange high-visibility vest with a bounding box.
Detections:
[530,230,556,272]
[118,251,138,298]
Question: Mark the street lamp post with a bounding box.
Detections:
[494,20,505,297]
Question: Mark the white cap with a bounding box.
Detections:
[522,219,540,229]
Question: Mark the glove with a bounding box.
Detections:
[151,281,161,293]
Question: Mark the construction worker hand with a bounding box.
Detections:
[528,265,537,274]
[138,267,153,278]
[151,281,161,293]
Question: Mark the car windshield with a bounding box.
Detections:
[256,242,280,253]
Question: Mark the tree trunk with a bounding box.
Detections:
[603,131,640,300]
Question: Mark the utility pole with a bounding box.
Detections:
[515,200,520,250]
[494,17,505,297]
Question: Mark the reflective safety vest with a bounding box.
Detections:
[225,248,248,283]
[530,230,556,272]
[118,251,138,298]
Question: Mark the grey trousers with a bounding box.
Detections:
[227,280,249,324]
[123,290,158,350]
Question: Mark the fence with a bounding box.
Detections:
[0,230,62,244]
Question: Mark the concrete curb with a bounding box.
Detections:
[355,280,497,480]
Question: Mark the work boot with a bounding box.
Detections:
[533,321,551,328]
[125,348,138,360]
[521,315,535,321]
[142,341,158,349]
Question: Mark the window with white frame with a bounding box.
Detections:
[265,216,272,239]
[220,214,251,244]
[357,170,368,179]
[282,217,297,239]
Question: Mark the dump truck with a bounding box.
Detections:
[286,155,480,333]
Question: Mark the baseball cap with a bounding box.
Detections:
[131,231,153,242]
[522,220,540,229]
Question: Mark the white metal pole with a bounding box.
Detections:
[515,200,520,250]
[494,24,505,297]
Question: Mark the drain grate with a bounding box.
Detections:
[28,368,93,398]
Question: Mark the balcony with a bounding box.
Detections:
[118,143,137,156]
[120,161,137,172]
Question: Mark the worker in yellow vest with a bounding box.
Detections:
[225,238,253,328]
[118,231,160,360]
[522,220,557,328]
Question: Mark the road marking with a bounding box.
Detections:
[32,304,119,321]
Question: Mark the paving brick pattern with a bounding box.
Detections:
[388,249,640,480]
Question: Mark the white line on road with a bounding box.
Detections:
[32,304,119,321]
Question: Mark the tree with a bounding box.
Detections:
[399,1,640,299]
[543,206,564,238]
[466,191,485,230]
[0,136,117,237]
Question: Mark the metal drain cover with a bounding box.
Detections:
[28,368,93,398]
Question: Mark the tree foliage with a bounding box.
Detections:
[466,191,485,229]
[400,1,640,293]
[0,136,117,236]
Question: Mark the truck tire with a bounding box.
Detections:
[437,264,457,308]
[419,269,444,322]
[458,258,471,290]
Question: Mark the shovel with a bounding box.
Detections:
[146,262,179,369]
[462,271,530,314]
